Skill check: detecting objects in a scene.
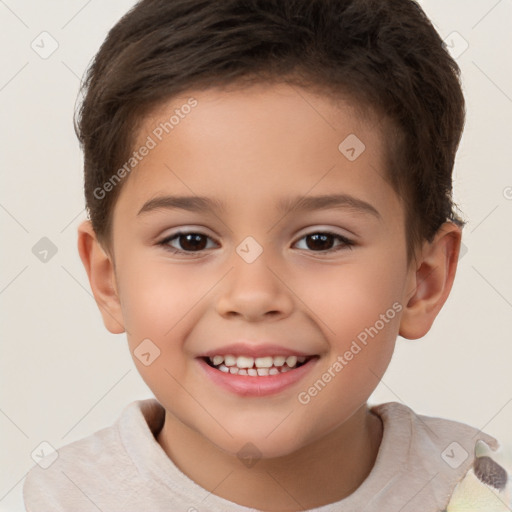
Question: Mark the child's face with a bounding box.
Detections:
[107,83,415,457]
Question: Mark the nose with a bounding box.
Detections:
[215,254,294,322]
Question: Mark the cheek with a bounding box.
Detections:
[116,254,201,338]
[298,251,405,396]
[292,262,403,437]
[303,254,406,341]
[114,257,200,406]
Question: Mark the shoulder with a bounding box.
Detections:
[23,398,162,512]
[371,402,511,510]
[373,402,499,449]
[373,401,501,457]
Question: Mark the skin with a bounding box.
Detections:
[78,83,461,510]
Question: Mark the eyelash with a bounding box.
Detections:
[157,230,355,256]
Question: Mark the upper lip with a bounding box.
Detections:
[199,343,316,359]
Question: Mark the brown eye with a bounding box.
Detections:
[305,233,335,251]
[159,232,217,254]
[294,232,353,253]
[176,233,208,251]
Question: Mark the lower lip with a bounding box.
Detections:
[197,358,317,397]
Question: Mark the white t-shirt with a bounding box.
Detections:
[22,399,511,511]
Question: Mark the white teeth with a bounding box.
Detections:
[254,356,273,368]
[212,355,224,366]
[208,353,311,375]
[273,356,286,367]
[224,355,236,366]
[236,356,254,368]
[286,356,297,367]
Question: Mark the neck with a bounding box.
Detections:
[156,404,383,510]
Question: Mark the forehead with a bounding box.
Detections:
[115,82,402,225]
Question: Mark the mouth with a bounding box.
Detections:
[197,352,319,396]
[202,354,313,376]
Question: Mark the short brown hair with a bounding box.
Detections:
[75,0,465,260]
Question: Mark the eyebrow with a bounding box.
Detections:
[137,193,381,218]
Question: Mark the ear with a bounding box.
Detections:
[399,222,462,340]
[77,220,125,334]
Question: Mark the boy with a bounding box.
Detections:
[23,0,511,510]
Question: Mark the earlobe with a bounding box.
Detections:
[77,220,125,334]
[399,222,462,340]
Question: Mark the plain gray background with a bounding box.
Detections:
[1,1,511,510]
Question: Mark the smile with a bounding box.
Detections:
[204,354,310,376]
[198,353,318,397]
